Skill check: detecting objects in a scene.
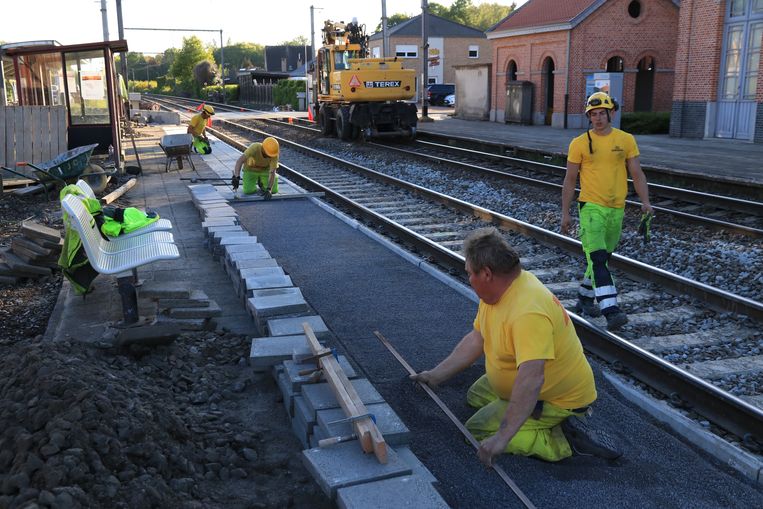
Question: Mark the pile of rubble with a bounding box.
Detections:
[0,221,62,286]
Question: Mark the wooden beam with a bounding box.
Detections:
[101,178,136,205]
[303,323,388,464]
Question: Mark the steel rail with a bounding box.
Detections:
[157,98,763,444]
[367,142,763,238]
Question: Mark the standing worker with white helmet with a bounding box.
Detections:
[561,92,653,331]
[188,104,215,154]
[231,137,280,199]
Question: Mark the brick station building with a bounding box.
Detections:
[671,0,763,143]
[486,0,679,129]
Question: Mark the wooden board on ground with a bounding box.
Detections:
[303,323,388,464]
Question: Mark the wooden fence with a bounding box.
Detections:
[0,106,67,168]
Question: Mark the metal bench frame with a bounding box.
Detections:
[61,194,181,324]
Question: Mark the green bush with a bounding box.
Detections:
[273,80,306,109]
[130,80,158,93]
[201,84,239,102]
[621,112,670,135]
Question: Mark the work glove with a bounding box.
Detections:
[638,212,653,244]
[264,190,272,201]
[231,175,240,190]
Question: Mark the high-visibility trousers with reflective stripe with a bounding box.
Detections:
[465,375,576,462]
[578,202,624,293]
[242,169,278,195]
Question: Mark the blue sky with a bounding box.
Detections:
[2,0,522,54]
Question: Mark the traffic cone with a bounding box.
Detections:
[288,117,293,125]
[307,105,314,122]
[196,103,204,111]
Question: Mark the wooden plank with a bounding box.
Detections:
[101,178,136,204]
[30,106,41,162]
[303,323,388,464]
[21,106,33,164]
[0,106,7,167]
[53,106,66,155]
[38,106,50,162]
[6,106,17,165]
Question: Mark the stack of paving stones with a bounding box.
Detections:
[188,184,450,507]
[139,280,222,331]
[0,221,62,285]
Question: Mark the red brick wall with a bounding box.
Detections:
[490,31,568,119]
[672,0,725,103]
[570,0,679,113]
[490,0,679,121]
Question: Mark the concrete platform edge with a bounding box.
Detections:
[604,372,763,485]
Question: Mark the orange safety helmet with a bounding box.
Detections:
[262,137,279,158]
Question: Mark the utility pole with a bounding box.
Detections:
[382,0,389,58]
[220,30,226,104]
[310,5,320,110]
[100,0,109,41]
[420,0,430,121]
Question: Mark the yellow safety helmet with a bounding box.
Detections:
[585,92,617,114]
[202,104,215,115]
[262,137,279,158]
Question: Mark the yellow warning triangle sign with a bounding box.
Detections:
[348,75,361,87]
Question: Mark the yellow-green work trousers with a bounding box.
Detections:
[465,375,575,462]
[242,169,278,195]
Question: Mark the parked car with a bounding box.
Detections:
[443,94,455,107]
[426,84,455,105]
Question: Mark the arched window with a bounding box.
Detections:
[507,60,518,81]
[635,56,655,111]
[606,56,624,72]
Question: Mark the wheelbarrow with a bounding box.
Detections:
[159,133,196,173]
[1,143,114,199]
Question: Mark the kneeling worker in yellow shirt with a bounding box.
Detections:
[411,227,621,465]
[231,137,280,199]
[187,105,214,154]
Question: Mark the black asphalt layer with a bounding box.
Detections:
[235,198,763,508]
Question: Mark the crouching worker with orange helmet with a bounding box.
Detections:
[231,137,280,199]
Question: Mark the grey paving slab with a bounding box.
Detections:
[336,475,449,509]
[276,370,297,417]
[302,441,411,499]
[316,402,410,447]
[243,274,293,294]
[249,334,320,371]
[224,243,266,255]
[282,355,357,392]
[267,315,331,340]
[231,257,279,272]
[239,267,285,279]
[394,447,438,485]
[301,379,384,420]
[228,250,272,265]
[247,288,310,333]
[205,226,244,237]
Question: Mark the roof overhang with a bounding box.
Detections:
[487,23,571,39]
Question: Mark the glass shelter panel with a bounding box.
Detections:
[65,50,110,125]
[17,52,64,107]
[2,55,18,105]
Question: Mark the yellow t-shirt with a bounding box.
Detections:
[188,114,207,137]
[567,128,639,208]
[473,270,597,409]
[242,143,278,173]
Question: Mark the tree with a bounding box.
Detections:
[212,42,264,73]
[170,36,215,93]
[469,2,515,31]
[280,35,308,46]
[374,13,413,32]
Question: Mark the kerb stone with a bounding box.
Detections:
[250,334,321,371]
[336,475,448,509]
[302,441,411,499]
[301,379,384,420]
[317,402,409,447]
[267,315,330,340]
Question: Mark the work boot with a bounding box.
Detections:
[574,297,601,317]
[562,416,622,460]
[604,308,628,331]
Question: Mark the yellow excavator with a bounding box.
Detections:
[314,19,418,140]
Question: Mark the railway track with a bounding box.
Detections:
[147,95,763,454]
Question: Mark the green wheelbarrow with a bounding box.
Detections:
[1,143,115,199]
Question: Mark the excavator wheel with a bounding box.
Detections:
[335,107,352,141]
[318,107,334,136]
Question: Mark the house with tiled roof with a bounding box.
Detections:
[368,13,491,91]
[487,0,679,128]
